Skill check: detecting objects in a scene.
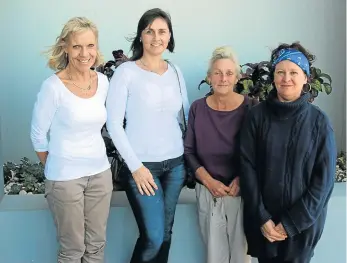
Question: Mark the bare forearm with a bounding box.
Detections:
[36,151,48,165]
[195,166,213,186]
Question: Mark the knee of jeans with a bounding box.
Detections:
[163,228,173,242]
[146,230,164,252]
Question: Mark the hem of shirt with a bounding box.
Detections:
[44,163,111,182]
[137,151,184,163]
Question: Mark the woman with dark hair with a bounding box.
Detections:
[106,8,189,263]
[239,42,337,263]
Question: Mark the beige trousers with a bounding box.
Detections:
[45,169,113,263]
[196,183,250,263]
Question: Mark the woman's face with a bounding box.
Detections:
[208,58,238,96]
[141,18,171,57]
[274,60,308,102]
[64,29,97,72]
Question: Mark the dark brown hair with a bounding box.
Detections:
[129,8,175,61]
[269,41,316,81]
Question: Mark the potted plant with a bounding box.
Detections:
[3,157,45,195]
[336,151,347,182]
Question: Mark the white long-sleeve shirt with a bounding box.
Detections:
[106,61,190,172]
[30,72,110,181]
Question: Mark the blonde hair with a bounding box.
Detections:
[207,46,241,79]
[45,17,103,71]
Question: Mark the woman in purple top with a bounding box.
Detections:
[184,46,253,263]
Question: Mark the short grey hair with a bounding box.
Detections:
[207,46,241,79]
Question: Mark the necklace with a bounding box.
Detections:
[139,59,162,73]
[66,68,92,92]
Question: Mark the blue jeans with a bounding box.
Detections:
[124,155,186,263]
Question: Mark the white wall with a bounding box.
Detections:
[0,0,345,162]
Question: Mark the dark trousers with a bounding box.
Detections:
[124,155,186,263]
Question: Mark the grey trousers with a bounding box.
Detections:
[45,169,113,263]
[196,183,250,263]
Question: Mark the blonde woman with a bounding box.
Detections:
[184,46,255,263]
[30,17,112,263]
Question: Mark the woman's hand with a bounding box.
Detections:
[36,151,48,166]
[228,176,240,197]
[196,167,230,198]
[132,166,158,196]
[204,177,230,198]
[275,223,287,236]
[261,220,287,243]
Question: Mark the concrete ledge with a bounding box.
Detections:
[0,186,197,211]
[0,184,345,212]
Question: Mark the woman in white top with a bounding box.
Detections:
[106,8,189,263]
[30,17,112,263]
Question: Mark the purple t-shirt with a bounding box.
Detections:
[184,96,253,186]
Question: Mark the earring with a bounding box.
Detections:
[139,38,142,42]
[65,53,68,59]
[303,83,312,93]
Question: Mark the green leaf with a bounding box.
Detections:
[312,79,322,92]
[10,184,21,195]
[323,83,332,94]
[241,79,253,93]
[265,84,273,93]
[320,73,332,84]
[311,82,321,92]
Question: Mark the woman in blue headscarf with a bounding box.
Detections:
[239,42,337,263]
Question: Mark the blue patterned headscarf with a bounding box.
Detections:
[272,49,310,76]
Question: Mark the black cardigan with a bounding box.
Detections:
[239,90,337,260]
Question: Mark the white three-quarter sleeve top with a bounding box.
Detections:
[30,72,110,181]
[106,61,190,173]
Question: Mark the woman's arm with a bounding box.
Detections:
[184,103,203,174]
[106,65,143,173]
[30,80,59,165]
[36,152,48,165]
[281,119,337,237]
[184,103,230,197]
[106,65,159,196]
[239,111,272,226]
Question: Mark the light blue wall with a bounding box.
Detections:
[0,0,345,163]
[0,185,346,263]
[0,203,205,263]
[0,118,3,201]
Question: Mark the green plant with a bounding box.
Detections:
[198,61,333,102]
[3,157,45,194]
[309,67,333,99]
[336,151,346,182]
[95,49,129,80]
